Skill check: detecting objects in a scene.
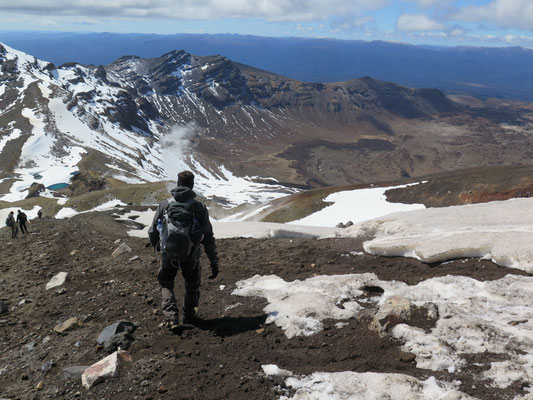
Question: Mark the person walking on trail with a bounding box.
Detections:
[37,209,42,220]
[16,210,29,234]
[5,211,18,238]
[148,170,219,332]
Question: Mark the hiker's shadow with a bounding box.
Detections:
[193,314,267,337]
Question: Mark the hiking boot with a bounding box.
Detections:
[182,307,198,325]
[161,320,181,333]
[169,321,181,332]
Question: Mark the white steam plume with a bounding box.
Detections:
[159,124,200,181]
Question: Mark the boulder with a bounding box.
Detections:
[111,243,132,258]
[104,331,133,353]
[46,272,69,290]
[54,317,82,333]
[371,295,412,334]
[61,366,90,381]
[96,320,136,344]
[81,350,132,389]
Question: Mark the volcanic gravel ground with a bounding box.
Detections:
[0,209,529,399]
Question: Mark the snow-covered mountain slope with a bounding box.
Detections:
[2,43,533,208]
[0,43,295,205]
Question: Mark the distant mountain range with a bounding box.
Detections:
[2,31,533,100]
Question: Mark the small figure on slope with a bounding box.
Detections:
[16,210,29,234]
[5,211,18,238]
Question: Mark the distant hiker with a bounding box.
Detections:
[5,211,18,238]
[16,210,28,234]
[37,209,42,220]
[148,170,219,332]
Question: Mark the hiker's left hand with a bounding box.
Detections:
[209,263,219,279]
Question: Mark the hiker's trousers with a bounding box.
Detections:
[19,221,28,234]
[157,247,201,323]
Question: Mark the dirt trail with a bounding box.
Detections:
[0,209,528,399]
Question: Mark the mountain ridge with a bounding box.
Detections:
[2,31,533,100]
[1,42,533,209]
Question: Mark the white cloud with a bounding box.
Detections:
[456,0,533,31]
[408,0,442,7]
[331,15,375,32]
[396,14,445,32]
[449,28,465,37]
[0,0,390,22]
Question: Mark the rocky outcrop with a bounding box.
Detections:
[67,171,107,196]
[26,182,46,198]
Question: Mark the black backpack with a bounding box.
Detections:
[19,212,27,222]
[5,215,13,227]
[160,200,195,259]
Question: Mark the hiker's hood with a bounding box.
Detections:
[171,186,196,201]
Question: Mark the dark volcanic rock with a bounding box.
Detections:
[95,65,108,81]
[0,301,8,315]
[106,91,151,134]
[104,331,133,353]
[25,182,46,198]
[68,170,106,196]
[96,320,136,345]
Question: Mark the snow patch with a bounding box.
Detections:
[356,197,533,273]
[262,364,293,377]
[55,207,78,219]
[123,210,344,239]
[233,273,392,339]
[289,183,425,227]
[280,371,474,400]
[234,273,533,390]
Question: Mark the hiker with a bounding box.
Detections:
[16,210,28,234]
[37,209,42,220]
[5,211,18,238]
[148,170,219,331]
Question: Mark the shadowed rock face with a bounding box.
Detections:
[26,182,45,198]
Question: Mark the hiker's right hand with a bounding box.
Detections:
[208,264,219,280]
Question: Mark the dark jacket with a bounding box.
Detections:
[148,186,218,266]
[16,212,27,223]
[6,214,14,227]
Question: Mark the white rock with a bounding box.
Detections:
[46,272,68,290]
[371,295,412,334]
[81,350,132,389]
[111,243,132,258]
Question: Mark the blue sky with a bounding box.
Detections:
[0,0,532,47]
